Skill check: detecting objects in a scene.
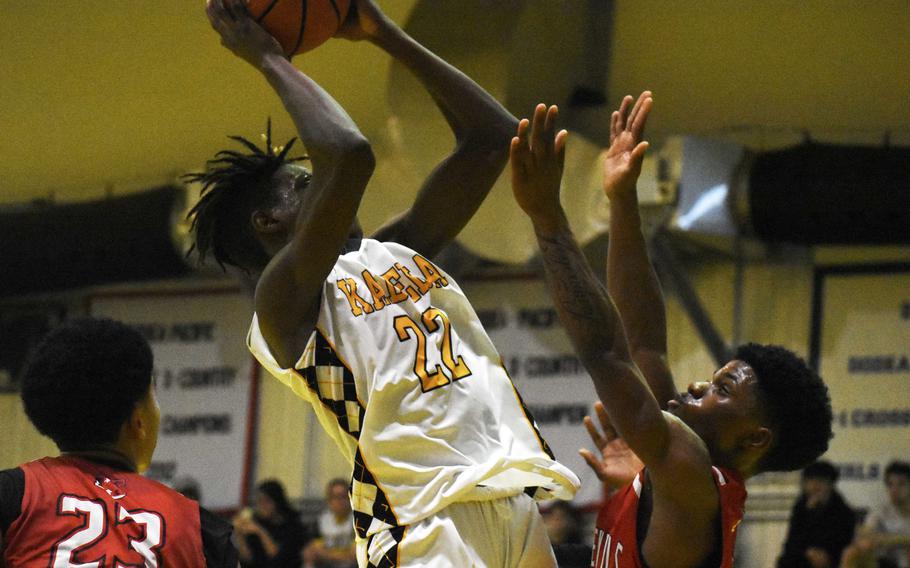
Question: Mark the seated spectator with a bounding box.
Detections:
[235,479,311,568]
[777,460,855,567]
[842,461,910,568]
[303,478,356,568]
[542,500,592,568]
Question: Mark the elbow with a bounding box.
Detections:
[333,133,373,162]
[456,127,516,168]
[344,138,376,170]
[458,116,519,156]
[314,132,374,169]
[309,137,375,202]
[335,138,376,182]
[483,115,520,148]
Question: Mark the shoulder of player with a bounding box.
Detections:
[641,424,722,568]
[358,234,417,257]
[254,254,321,364]
[366,222,443,259]
[648,412,718,510]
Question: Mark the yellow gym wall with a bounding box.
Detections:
[0,396,57,466]
[2,2,908,263]
[2,2,908,243]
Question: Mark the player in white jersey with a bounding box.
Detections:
[190,1,579,566]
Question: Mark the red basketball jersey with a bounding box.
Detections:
[4,456,206,567]
[592,466,746,568]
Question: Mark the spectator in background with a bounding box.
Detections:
[235,479,311,568]
[542,500,592,568]
[842,461,910,568]
[777,460,855,568]
[302,478,356,568]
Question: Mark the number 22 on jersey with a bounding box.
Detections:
[394,306,472,392]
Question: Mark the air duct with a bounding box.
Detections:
[663,138,910,249]
[747,143,910,244]
[0,185,190,296]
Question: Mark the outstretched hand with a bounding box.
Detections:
[205,0,284,67]
[579,401,644,490]
[510,104,568,226]
[602,91,653,200]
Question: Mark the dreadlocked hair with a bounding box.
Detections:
[184,119,309,272]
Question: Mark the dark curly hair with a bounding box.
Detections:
[256,479,298,520]
[885,460,910,482]
[734,343,832,472]
[802,460,838,483]
[21,317,153,451]
[184,120,309,272]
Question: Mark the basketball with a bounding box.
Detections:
[246,0,351,56]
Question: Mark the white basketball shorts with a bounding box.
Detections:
[357,492,557,568]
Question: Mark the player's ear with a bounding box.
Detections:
[126,401,148,440]
[118,404,143,446]
[126,390,156,441]
[743,426,772,451]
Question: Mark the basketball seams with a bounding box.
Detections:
[291,0,308,56]
[249,0,348,56]
[253,0,281,23]
[327,0,342,22]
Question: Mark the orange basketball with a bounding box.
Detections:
[246,0,351,56]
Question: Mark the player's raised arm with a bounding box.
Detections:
[510,104,718,515]
[602,92,678,409]
[205,0,375,361]
[510,104,670,464]
[339,0,518,257]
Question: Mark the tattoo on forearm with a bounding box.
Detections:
[536,232,609,324]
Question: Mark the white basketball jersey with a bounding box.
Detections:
[248,238,579,538]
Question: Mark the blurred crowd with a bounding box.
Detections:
[777,460,910,568]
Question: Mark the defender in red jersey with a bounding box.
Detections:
[510,96,833,567]
[591,467,745,568]
[0,318,237,567]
